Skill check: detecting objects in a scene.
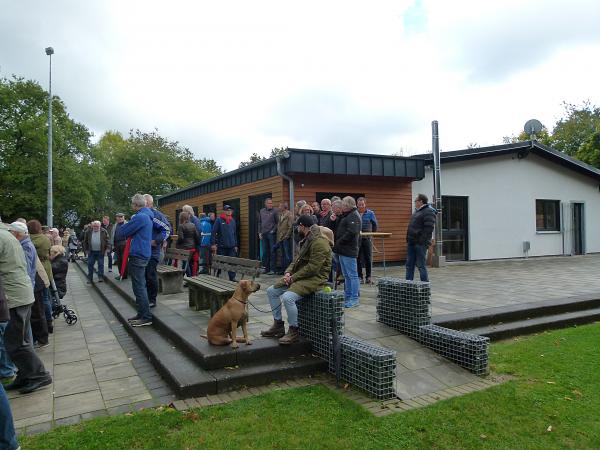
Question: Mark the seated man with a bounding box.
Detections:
[261,215,332,345]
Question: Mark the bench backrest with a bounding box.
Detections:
[164,248,191,268]
[212,255,261,280]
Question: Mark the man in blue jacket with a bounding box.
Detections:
[144,194,171,308]
[210,205,238,281]
[115,194,154,327]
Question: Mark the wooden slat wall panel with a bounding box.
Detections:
[160,176,284,258]
[289,174,413,262]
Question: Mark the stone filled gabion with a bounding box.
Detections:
[297,290,344,359]
[376,278,431,339]
[419,325,489,375]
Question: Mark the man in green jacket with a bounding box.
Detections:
[0,221,52,394]
[261,215,332,345]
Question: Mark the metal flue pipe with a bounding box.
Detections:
[432,120,443,266]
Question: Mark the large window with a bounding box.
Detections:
[536,199,560,232]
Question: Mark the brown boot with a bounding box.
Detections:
[279,326,299,345]
[261,320,285,338]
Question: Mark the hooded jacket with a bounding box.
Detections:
[274,224,332,297]
[198,216,213,247]
[149,208,170,261]
[115,207,154,259]
[30,232,54,282]
[406,204,436,245]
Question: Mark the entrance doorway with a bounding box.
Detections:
[248,193,272,260]
[441,196,469,261]
[572,202,584,255]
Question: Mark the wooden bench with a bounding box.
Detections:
[186,255,261,316]
[157,248,191,294]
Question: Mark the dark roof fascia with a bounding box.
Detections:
[283,148,425,179]
[414,141,600,182]
[158,148,426,206]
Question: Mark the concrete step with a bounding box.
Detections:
[76,262,327,397]
[434,296,600,330]
[463,307,600,341]
[101,267,314,370]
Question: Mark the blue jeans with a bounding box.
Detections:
[279,238,292,272]
[261,233,277,272]
[338,254,360,306]
[405,242,429,282]
[267,285,303,327]
[87,250,104,281]
[42,287,53,323]
[129,256,151,321]
[0,322,17,379]
[0,384,18,450]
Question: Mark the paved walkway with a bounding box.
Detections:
[10,254,599,435]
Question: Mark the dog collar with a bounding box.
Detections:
[233,297,247,304]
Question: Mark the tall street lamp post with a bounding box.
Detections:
[45,46,54,227]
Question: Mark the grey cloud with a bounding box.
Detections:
[438,2,600,82]
[263,87,420,153]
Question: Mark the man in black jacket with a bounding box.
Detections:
[333,196,362,308]
[406,193,436,282]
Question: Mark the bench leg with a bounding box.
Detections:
[160,273,184,294]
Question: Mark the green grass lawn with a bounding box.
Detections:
[21,323,600,449]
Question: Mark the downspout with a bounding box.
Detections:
[432,120,445,267]
[276,153,295,253]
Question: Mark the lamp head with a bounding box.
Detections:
[45,47,54,55]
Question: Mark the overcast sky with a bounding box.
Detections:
[2,0,600,171]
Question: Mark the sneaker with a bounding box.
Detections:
[108,268,112,272]
[34,341,50,349]
[0,374,16,387]
[128,315,141,322]
[115,275,121,280]
[97,279,104,283]
[344,301,360,308]
[365,277,372,284]
[149,302,157,308]
[18,376,52,394]
[86,280,92,284]
[266,271,275,275]
[130,319,153,327]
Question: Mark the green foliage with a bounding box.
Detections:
[551,101,600,156]
[95,129,222,215]
[0,76,107,226]
[502,127,551,145]
[576,131,600,167]
[238,147,288,168]
[20,324,600,449]
[0,75,222,227]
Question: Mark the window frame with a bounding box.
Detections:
[535,199,561,232]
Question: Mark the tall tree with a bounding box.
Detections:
[0,76,106,226]
[238,147,288,168]
[550,101,600,156]
[96,129,222,213]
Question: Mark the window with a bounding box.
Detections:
[536,200,560,231]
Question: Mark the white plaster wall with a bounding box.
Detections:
[412,153,600,260]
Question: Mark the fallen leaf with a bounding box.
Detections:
[343,383,350,390]
[572,389,583,397]
[125,412,133,416]
[547,426,552,432]
[540,354,544,357]
[546,381,556,384]
[480,434,487,439]
[564,397,573,401]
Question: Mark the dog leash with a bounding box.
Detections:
[247,300,282,314]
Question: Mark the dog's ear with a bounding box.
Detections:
[240,280,249,291]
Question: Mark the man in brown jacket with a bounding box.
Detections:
[261,215,332,345]
[276,202,293,274]
[83,220,109,283]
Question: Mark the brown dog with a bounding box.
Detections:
[205,280,260,348]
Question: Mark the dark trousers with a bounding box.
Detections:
[115,243,128,279]
[31,289,49,344]
[260,232,277,272]
[5,305,49,385]
[405,242,429,282]
[107,248,113,270]
[216,247,237,281]
[357,238,373,279]
[145,257,159,305]
[87,250,104,281]
[278,238,292,273]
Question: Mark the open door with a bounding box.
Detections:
[248,193,272,260]
[441,196,469,261]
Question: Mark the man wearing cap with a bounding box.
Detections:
[261,215,332,345]
[211,205,238,281]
